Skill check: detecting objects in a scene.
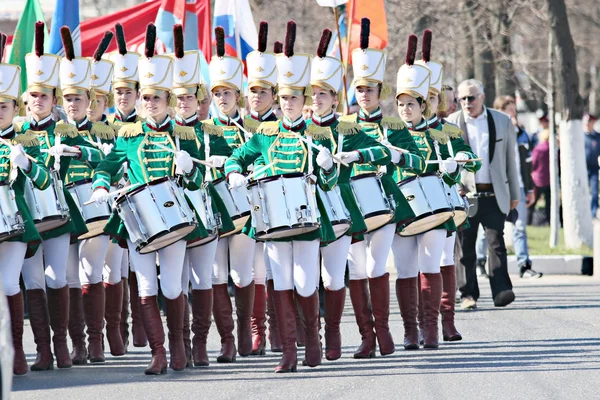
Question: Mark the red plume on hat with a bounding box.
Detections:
[173,24,184,59]
[215,26,226,57]
[258,21,268,53]
[115,23,128,55]
[93,31,114,62]
[405,34,417,66]
[273,41,283,54]
[317,29,332,59]
[60,26,75,61]
[35,21,45,57]
[144,23,156,58]
[422,29,432,62]
[284,21,296,58]
[360,18,370,50]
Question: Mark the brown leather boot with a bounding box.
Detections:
[68,288,88,365]
[139,296,167,375]
[250,283,267,355]
[104,281,126,356]
[212,283,236,362]
[130,272,147,347]
[8,293,28,375]
[234,282,254,357]
[120,277,130,350]
[266,280,282,352]
[82,283,106,363]
[348,279,376,358]
[191,289,212,366]
[421,272,442,349]
[47,286,72,368]
[323,287,345,361]
[296,290,322,367]
[165,293,186,371]
[418,273,424,345]
[294,304,306,348]
[440,265,462,341]
[369,273,395,356]
[27,289,54,371]
[273,290,297,373]
[395,277,420,350]
[183,295,193,367]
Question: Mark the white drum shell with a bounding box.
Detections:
[213,179,251,236]
[185,186,218,247]
[0,184,24,241]
[317,185,351,239]
[67,180,113,239]
[350,174,394,232]
[23,170,70,233]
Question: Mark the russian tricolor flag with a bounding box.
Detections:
[49,0,81,56]
[213,0,257,66]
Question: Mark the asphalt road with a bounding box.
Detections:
[11,275,600,400]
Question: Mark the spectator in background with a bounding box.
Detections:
[439,83,458,117]
[530,110,549,150]
[529,128,551,224]
[584,114,600,217]
[197,94,211,121]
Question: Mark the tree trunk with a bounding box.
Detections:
[475,24,496,107]
[459,1,475,81]
[495,32,517,98]
[547,0,592,248]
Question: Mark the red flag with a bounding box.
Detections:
[347,0,388,63]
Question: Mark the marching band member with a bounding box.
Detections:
[243,22,280,356]
[89,23,207,375]
[415,30,481,342]
[20,22,104,371]
[108,23,146,349]
[341,18,424,358]
[170,24,234,367]
[207,26,256,361]
[225,20,339,373]
[0,32,51,375]
[308,29,392,361]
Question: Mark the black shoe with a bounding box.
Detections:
[476,260,488,278]
[520,268,543,279]
[494,290,515,307]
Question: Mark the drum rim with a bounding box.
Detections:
[230,211,251,220]
[399,171,440,185]
[33,214,70,223]
[186,232,218,248]
[363,209,394,220]
[137,221,197,254]
[116,176,173,203]
[66,178,93,188]
[398,208,454,236]
[254,222,319,240]
[247,172,306,187]
[349,172,379,181]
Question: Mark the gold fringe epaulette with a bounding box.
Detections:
[442,122,463,139]
[201,121,224,137]
[429,128,449,145]
[174,125,197,140]
[118,121,143,138]
[54,122,79,138]
[336,121,360,135]
[14,133,40,147]
[306,124,332,140]
[256,121,280,136]
[244,118,261,133]
[339,114,357,123]
[381,117,407,131]
[91,123,116,140]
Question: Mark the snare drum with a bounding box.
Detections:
[444,182,468,227]
[398,173,454,236]
[185,185,218,248]
[24,170,70,233]
[247,173,319,240]
[317,185,351,239]
[0,182,24,242]
[115,177,197,254]
[67,179,112,239]
[213,177,251,237]
[349,173,394,232]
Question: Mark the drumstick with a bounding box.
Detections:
[426,158,483,164]
[40,148,81,156]
[82,138,104,149]
[383,143,409,154]
[151,143,216,168]
[83,183,140,206]
[244,162,275,182]
[229,118,253,139]
[292,132,350,167]
[0,137,39,163]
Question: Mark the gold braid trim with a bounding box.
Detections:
[201,122,224,137]
[14,133,40,147]
[306,124,332,140]
[244,118,261,133]
[381,117,407,131]
[442,122,463,139]
[336,121,360,135]
[429,128,449,145]
[339,114,357,123]
[118,121,144,137]
[174,125,197,140]
[54,122,79,138]
[91,123,116,140]
[256,121,280,136]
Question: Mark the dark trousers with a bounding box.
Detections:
[589,173,598,218]
[527,185,551,225]
[457,196,513,301]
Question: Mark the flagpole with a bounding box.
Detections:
[232,2,242,60]
[333,6,350,114]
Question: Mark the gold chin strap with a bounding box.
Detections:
[169,93,177,108]
[89,88,97,110]
[18,97,27,117]
[196,84,206,102]
[107,92,115,108]
[380,82,392,100]
[55,87,63,106]
[303,86,313,106]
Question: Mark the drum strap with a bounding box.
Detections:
[337,132,344,176]
[433,139,443,162]
[54,135,61,172]
[203,132,212,182]
[380,124,388,175]
[307,136,314,175]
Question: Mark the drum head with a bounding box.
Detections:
[35,217,70,234]
[399,211,454,237]
[219,215,250,238]
[350,172,378,182]
[363,211,394,233]
[186,231,218,249]
[79,218,110,240]
[0,227,26,243]
[138,223,197,254]
[332,222,352,240]
[66,178,93,189]
[255,223,319,241]
[453,209,468,228]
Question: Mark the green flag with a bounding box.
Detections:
[8,0,48,94]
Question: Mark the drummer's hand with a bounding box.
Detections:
[48,144,80,157]
[316,147,334,171]
[10,144,31,170]
[207,155,228,168]
[441,159,458,174]
[228,172,246,188]
[90,188,110,205]
[101,142,114,156]
[174,150,194,174]
[337,151,360,164]
[389,148,402,164]
[455,152,470,162]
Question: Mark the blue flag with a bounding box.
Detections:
[49,0,81,56]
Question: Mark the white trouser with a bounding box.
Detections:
[22,233,71,289]
[181,251,190,296]
[213,234,256,287]
[392,229,447,278]
[127,240,186,299]
[0,242,28,296]
[79,235,110,285]
[266,240,320,297]
[121,249,129,278]
[66,243,80,288]
[186,238,219,290]
[253,242,268,285]
[104,241,126,285]
[348,224,396,280]
[440,232,456,267]
[321,235,352,291]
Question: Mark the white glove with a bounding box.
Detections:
[337,151,360,164]
[48,144,80,158]
[454,152,470,162]
[316,147,334,171]
[207,155,228,168]
[90,188,110,205]
[101,143,114,156]
[390,148,402,164]
[10,144,31,170]
[441,159,458,174]
[174,150,194,174]
[228,172,246,188]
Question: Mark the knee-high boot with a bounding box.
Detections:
[47,286,72,368]
[7,293,28,375]
[139,296,167,375]
[234,282,255,357]
[183,295,193,367]
[368,273,395,356]
[191,289,212,366]
[440,266,462,341]
[165,293,186,371]
[296,290,322,367]
[395,277,419,350]
[129,272,147,347]
[250,283,267,355]
[266,280,282,352]
[104,281,126,356]
[82,283,105,363]
[348,279,376,358]
[273,290,297,373]
[69,288,87,364]
[323,287,345,361]
[120,277,130,350]
[212,283,236,362]
[421,272,442,349]
[27,289,54,370]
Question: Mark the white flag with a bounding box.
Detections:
[316,0,348,7]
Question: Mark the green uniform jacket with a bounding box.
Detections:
[224,119,340,242]
[92,119,208,243]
